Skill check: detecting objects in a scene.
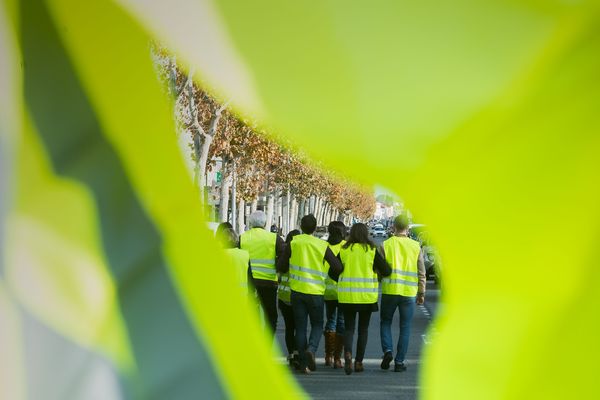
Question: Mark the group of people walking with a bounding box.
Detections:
[216,211,426,376]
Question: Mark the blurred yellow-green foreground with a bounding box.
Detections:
[1,0,599,399]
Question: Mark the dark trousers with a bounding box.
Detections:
[343,309,372,362]
[255,285,278,335]
[291,290,324,368]
[278,299,296,354]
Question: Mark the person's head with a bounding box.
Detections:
[270,224,278,233]
[248,211,267,229]
[300,214,317,234]
[343,223,375,251]
[216,222,233,238]
[393,214,410,234]
[286,229,301,244]
[327,221,346,245]
[217,226,238,248]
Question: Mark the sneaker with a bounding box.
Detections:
[394,362,407,372]
[306,351,317,372]
[380,352,393,370]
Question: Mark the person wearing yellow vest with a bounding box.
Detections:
[379,215,426,373]
[337,223,391,375]
[277,215,342,374]
[217,223,252,296]
[323,221,346,369]
[240,211,285,336]
[278,229,301,369]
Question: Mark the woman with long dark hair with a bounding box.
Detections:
[337,223,391,375]
[323,221,346,368]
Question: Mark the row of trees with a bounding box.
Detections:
[154,49,375,234]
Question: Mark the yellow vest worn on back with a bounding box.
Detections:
[240,228,278,282]
[338,244,379,304]
[289,234,330,295]
[382,236,421,296]
[278,272,291,303]
[225,248,250,295]
[324,240,345,301]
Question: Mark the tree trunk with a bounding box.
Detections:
[245,202,251,229]
[290,195,298,232]
[275,191,283,231]
[322,202,329,225]
[237,199,245,233]
[296,198,304,227]
[250,198,258,213]
[231,164,237,229]
[218,160,232,222]
[265,192,275,229]
[316,197,323,223]
[283,189,292,235]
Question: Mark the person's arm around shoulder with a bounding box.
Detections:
[417,249,426,305]
[324,248,343,281]
[373,247,392,278]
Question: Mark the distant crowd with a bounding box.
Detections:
[216,211,426,375]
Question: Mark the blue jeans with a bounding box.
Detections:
[380,294,415,364]
[291,290,324,368]
[325,300,345,334]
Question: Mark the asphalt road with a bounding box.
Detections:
[274,235,441,400]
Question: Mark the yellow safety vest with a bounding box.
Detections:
[288,234,330,295]
[225,248,250,295]
[338,244,379,304]
[278,272,291,303]
[324,240,345,301]
[382,236,421,296]
[240,228,278,282]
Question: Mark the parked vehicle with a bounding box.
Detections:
[314,226,329,240]
[372,226,387,238]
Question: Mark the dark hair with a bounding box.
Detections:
[217,226,238,248]
[286,229,301,244]
[327,221,346,245]
[342,223,375,251]
[300,214,317,234]
[393,214,410,232]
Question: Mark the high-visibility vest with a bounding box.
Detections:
[382,236,421,296]
[288,234,329,295]
[225,248,250,295]
[338,244,379,304]
[324,240,345,301]
[278,272,291,303]
[240,228,278,282]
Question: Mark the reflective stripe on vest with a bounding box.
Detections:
[324,240,345,300]
[382,236,421,296]
[288,234,329,295]
[240,228,278,282]
[338,244,378,304]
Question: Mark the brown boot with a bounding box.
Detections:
[344,351,353,375]
[354,360,364,373]
[324,331,335,366]
[333,334,344,369]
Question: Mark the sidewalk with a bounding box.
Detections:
[275,294,433,400]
